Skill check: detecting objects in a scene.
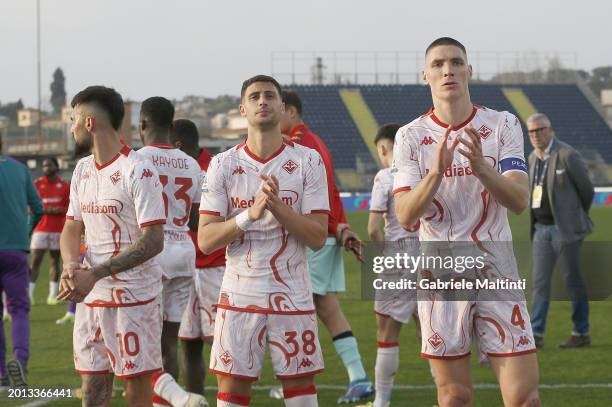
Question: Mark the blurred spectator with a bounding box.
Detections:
[0,134,43,386]
[528,113,594,349]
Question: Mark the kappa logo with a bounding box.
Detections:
[421,136,437,146]
[282,160,298,174]
[232,166,246,175]
[141,168,154,179]
[124,360,136,370]
[478,125,493,140]
[110,170,121,185]
[428,333,444,349]
[518,336,531,346]
[220,351,233,366]
[299,358,314,368]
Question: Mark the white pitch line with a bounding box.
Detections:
[14,383,612,407]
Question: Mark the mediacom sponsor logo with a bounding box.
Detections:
[80,202,120,214]
[231,196,294,208]
[425,164,474,178]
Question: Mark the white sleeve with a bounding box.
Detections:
[199,155,228,218]
[191,165,203,205]
[301,150,330,215]
[128,160,166,228]
[392,126,422,193]
[369,170,389,213]
[498,113,528,174]
[66,162,82,221]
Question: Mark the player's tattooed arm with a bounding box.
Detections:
[92,224,164,280]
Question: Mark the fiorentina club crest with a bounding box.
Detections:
[478,125,493,140]
[110,170,121,185]
[220,351,233,366]
[282,160,298,174]
[428,333,444,349]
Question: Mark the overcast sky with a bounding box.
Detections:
[1,0,611,107]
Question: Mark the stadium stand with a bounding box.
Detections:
[290,84,612,189]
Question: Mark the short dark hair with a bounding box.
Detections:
[44,157,59,168]
[171,119,199,148]
[140,96,175,130]
[281,90,302,116]
[425,37,467,57]
[71,86,125,131]
[240,75,282,100]
[374,123,401,145]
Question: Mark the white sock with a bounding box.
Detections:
[153,372,189,407]
[283,385,318,407]
[374,343,399,407]
[29,282,36,301]
[49,281,59,297]
[217,391,250,406]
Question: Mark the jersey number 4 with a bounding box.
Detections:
[159,175,193,226]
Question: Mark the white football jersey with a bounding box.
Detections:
[370,167,419,242]
[199,140,329,313]
[138,144,202,278]
[392,105,528,243]
[66,145,166,306]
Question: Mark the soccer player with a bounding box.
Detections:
[198,75,329,407]
[360,123,420,407]
[58,86,166,407]
[280,90,374,404]
[137,98,208,407]
[172,119,225,400]
[0,133,44,387]
[29,157,70,305]
[393,38,540,406]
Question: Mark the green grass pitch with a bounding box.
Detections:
[1,209,611,406]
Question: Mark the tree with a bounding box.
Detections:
[588,66,612,98]
[0,99,24,122]
[50,67,66,114]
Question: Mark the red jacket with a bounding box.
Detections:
[34,176,70,233]
[288,124,347,236]
[190,148,226,268]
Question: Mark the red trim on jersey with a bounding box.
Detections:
[210,369,258,381]
[140,219,166,228]
[283,385,317,399]
[420,352,471,360]
[178,335,214,341]
[76,369,111,375]
[378,341,400,348]
[243,143,286,164]
[152,395,172,406]
[309,209,331,215]
[487,349,537,358]
[217,391,251,406]
[369,210,386,214]
[428,105,477,131]
[392,186,412,195]
[149,143,177,149]
[119,144,132,156]
[199,210,221,216]
[216,304,316,315]
[270,227,290,289]
[114,367,162,379]
[470,190,491,253]
[66,215,75,220]
[374,310,390,318]
[85,297,156,308]
[276,369,324,379]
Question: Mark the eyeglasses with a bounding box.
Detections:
[528,126,549,135]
